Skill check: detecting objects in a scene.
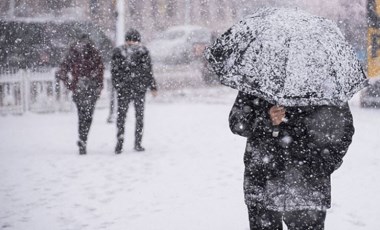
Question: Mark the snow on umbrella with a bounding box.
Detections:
[205,7,368,107]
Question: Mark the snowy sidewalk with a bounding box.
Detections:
[0,88,379,230]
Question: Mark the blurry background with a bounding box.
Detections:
[0,0,369,114]
[0,0,366,50]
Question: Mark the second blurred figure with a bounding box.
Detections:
[111,29,157,154]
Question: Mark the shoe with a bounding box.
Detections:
[134,145,145,152]
[115,140,123,154]
[77,140,87,155]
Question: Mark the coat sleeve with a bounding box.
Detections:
[92,47,104,90]
[307,104,355,175]
[140,48,157,91]
[228,91,272,137]
[111,47,124,91]
[55,47,75,90]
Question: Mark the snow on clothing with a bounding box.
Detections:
[56,39,104,92]
[229,91,354,211]
[205,7,367,107]
[111,43,157,151]
[111,44,157,93]
[55,38,104,152]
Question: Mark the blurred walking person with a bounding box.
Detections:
[205,8,367,230]
[111,28,157,154]
[56,34,104,155]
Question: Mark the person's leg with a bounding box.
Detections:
[133,93,145,151]
[83,99,97,141]
[83,93,98,138]
[75,92,98,155]
[75,101,87,155]
[115,93,130,153]
[75,97,91,155]
[247,205,283,230]
[283,210,326,230]
[107,86,115,123]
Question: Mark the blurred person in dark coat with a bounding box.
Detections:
[56,34,104,155]
[229,92,355,230]
[111,29,157,153]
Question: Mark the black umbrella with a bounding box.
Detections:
[205,7,367,107]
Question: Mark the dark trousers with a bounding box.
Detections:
[248,206,326,230]
[116,91,145,147]
[73,89,98,143]
[108,85,116,119]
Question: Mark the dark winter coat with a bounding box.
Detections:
[229,92,354,211]
[111,44,157,95]
[56,39,104,93]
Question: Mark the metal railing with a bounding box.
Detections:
[0,67,112,115]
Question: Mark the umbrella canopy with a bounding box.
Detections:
[205,7,367,107]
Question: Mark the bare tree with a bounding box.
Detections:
[216,0,225,20]
[150,0,159,29]
[166,0,176,18]
[129,0,143,29]
[338,0,366,49]
[45,0,72,13]
[89,0,100,16]
[200,0,210,24]
[0,0,9,17]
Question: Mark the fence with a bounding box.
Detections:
[0,68,112,115]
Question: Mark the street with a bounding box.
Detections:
[0,87,379,230]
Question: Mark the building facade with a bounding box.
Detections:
[0,0,366,47]
[0,0,242,42]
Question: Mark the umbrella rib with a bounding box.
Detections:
[277,37,291,101]
[234,37,256,70]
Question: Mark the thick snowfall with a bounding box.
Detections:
[0,87,379,230]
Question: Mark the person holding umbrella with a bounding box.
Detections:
[206,8,367,230]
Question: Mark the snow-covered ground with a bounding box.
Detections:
[0,86,379,230]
